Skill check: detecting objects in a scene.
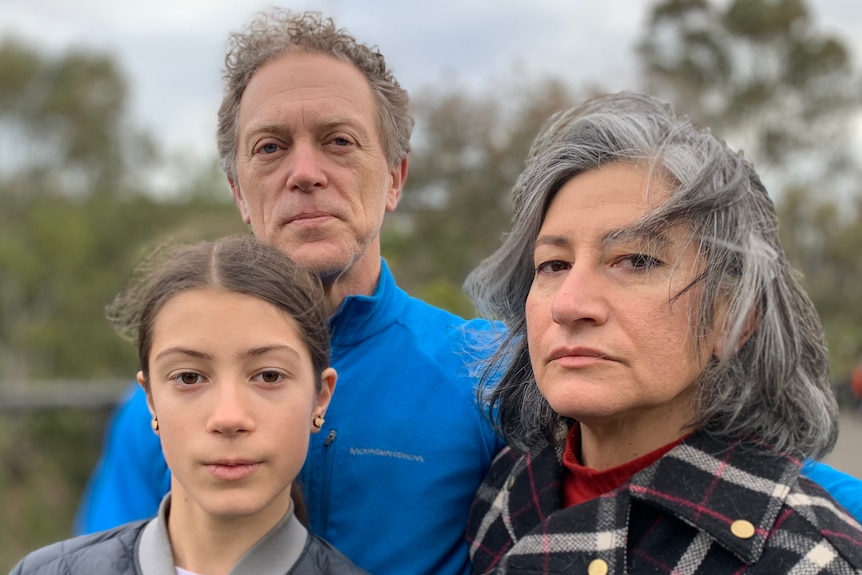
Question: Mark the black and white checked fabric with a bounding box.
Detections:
[467,429,862,574]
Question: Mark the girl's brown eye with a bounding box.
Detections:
[180,373,199,385]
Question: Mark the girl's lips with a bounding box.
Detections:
[206,462,260,481]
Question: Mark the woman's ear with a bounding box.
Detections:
[713,306,758,359]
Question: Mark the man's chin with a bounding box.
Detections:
[281,243,355,280]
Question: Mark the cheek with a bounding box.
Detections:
[525,296,548,363]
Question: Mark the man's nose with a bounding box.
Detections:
[285,141,328,192]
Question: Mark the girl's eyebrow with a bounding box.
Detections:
[153,347,212,362]
[152,344,302,363]
[237,345,301,362]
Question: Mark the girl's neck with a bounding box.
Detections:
[167,491,292,575]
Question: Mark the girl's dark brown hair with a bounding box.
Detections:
[108,234,330,392]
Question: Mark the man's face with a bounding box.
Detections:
[230,52,406,284]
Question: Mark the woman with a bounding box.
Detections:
[12,235,368,575]
[465,92,862,573]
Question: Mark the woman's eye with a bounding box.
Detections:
[535,260,569,275]
[618,254,661,271]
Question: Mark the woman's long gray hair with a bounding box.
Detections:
[465,92,837,459]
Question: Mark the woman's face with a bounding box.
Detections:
[140,287,335,525]
[526,162,722,433]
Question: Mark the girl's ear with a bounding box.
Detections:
[319,367,336,410]
[311,368,337,433]
[137,371,156,419]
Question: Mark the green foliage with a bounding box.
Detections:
[0,37,244,570]
[638,0,856,171]
[778,189,862,378]
[383,77,580,314]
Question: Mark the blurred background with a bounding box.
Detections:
[2,0,862,570]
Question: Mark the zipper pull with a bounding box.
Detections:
[323,429,337,446]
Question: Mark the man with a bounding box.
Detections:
[76,10,502,575]
[76,8,862,575]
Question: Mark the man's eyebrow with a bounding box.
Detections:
[245,116,366,136]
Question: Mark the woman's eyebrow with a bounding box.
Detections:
[602,225,671,250]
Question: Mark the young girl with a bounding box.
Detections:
[12,235,369,575]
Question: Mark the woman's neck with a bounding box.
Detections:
[577,403,694,471]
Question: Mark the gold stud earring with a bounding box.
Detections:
[312,415,325,429]
[151,418,159,432]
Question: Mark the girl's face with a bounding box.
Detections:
[139,287,334,526]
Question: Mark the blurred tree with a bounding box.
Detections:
[0,38,243,381]
[384,77,580,315]
[777,188,862,380]
[637,0,858,179]
[0,38,243,569]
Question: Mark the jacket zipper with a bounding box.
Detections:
[320,429,337,535]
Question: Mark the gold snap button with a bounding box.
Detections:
[588,558,608,575]
[730,519,755,539]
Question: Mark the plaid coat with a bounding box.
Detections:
[468,429,862,574]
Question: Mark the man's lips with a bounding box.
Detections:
[285,211,333,224]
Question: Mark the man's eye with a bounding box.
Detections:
[259,142,280,154]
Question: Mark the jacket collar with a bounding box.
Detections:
[629,431,801,564]
[138,495,309,575]
[502,428,802,565]
[329,259,407,348]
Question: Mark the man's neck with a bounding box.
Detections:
[322,250,382,314]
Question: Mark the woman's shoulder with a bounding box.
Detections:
[9,520,148,575]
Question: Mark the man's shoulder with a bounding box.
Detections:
[11,521,147,575]
[399,295,503,345]
[801,460,862,521]
[776,474,862,568]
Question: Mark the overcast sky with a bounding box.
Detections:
[3,0,862,168]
